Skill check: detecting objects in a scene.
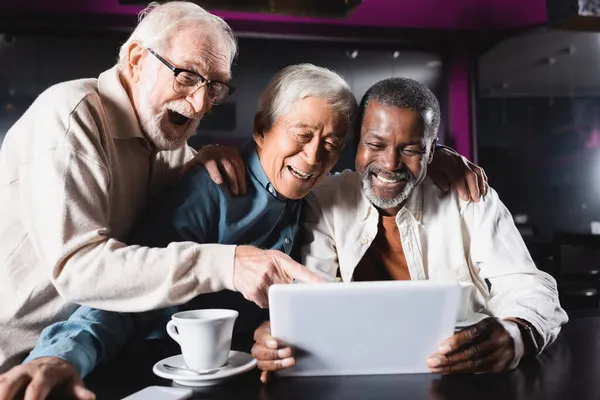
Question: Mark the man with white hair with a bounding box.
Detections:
[252,77,568,380]
[0,0,324,376]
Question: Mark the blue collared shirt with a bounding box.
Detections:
[25,142,302,376]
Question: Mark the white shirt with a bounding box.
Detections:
[0,66,236,371]
[300,170,568,364]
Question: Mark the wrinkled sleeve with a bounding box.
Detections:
[470,189,569,351]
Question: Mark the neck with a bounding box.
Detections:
[377,202,405,217]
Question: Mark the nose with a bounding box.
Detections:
[380,148,404,171]
[186,85,210,115]
[301,137,322,166]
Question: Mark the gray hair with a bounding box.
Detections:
[117,1,237,70]
[257,64,357,132]
[355,77,440,149]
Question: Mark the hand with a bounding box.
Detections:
[426,317,514,374]
[182,144,247,196]
[233,246,325,308]
[0,357,95,400]
[428,146,488,202]
[251,321,295,383]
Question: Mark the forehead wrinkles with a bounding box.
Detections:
[199,42,231,79]
[169,28,232,80]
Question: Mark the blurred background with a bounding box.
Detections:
[1,0,600,313]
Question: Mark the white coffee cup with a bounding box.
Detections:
[166,309,238,371]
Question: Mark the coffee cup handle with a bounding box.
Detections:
[166,320,180,344]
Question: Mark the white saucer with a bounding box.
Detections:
[153,351,257,387]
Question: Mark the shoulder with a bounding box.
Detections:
[37,78,103,119]
[421,178,506,222]
[169,164,230,207]
[31,78,106,147]
[3,77,110,165]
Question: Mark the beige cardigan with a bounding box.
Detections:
[0,67,236,372]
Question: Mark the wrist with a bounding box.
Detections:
[504,318,540,357]
[498,319,524,369]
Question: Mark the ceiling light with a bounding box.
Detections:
[346,50,359,59]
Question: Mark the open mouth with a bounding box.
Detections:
[287,165,314,181]
[371,172,409,185]
[167,109,191,126]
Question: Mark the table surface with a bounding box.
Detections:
[84,315,600,400]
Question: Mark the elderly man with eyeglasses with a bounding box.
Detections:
[0,1,326,378]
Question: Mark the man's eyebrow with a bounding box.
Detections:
[363,132,423,145]
[363,132,386,141]
[180,57,231,82]
[291,123,317,129]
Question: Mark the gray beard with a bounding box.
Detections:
[360,167,417,210]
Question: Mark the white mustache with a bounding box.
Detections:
[164,101,203,120]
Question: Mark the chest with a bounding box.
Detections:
[106,140,154,241]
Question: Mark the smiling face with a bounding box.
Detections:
[254,97,349,200]
[127,25,231,150]
[356,100,435,216]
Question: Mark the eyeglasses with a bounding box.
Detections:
[147,48,234,105]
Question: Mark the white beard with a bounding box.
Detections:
[137,77,201,151]
[362,174,417,210]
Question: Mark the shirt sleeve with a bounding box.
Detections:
[20,105,236,312]
[23,306,136,377]
[23,305,177,377]
[299,192,340,279]
[469,189,569,351]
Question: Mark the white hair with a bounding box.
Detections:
[257,64,357,131]
[117,1,237,70]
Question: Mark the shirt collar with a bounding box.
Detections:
[243,141,295,202]
[356,172,425,224]
[98,66,145,141]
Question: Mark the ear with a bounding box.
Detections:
[427,138,438,164]
[252,112,267,148]
[125,42,145,83]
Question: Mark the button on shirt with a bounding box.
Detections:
[25,142,302,376]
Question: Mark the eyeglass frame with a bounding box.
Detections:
[147,48,235,104]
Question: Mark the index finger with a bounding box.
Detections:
[280,259,326,284]
[24,372,65,400]
[464,170,481,203]
[0,372,31,400]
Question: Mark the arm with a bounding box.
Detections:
[427,189,568,374]
[23,306,138,378]
[24,146,235,312]
[0,306,173,400]
[428,144,488,202]
[471,188,568,352]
